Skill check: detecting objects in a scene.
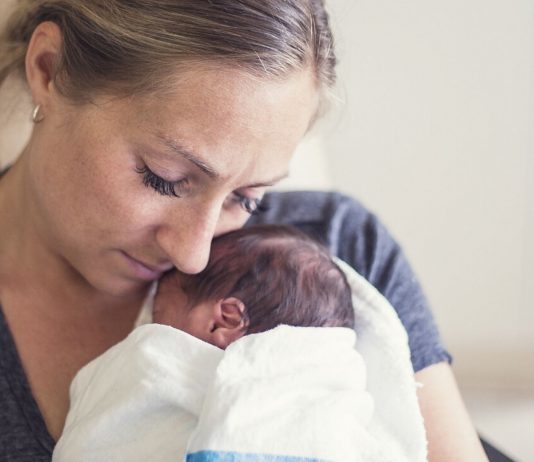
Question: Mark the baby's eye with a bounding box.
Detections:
[232,193,268,215]
[136,165,189,198]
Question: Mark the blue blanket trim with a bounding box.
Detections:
[186,451,325,462]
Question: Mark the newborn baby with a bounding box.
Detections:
[53,225,372,462]
[152,223,356,348]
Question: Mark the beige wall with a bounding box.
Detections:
[0,78,32,169]
[323,0,534,388]
[0,0,32,168]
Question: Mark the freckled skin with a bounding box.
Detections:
[21,67,318,297]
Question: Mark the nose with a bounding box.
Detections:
[155,200,223,274]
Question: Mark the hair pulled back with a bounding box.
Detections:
[0,0,336,102]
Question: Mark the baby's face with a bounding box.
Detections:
[152,272,209,340]
[153,271,246,349]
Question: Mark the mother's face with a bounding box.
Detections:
[28,67,318,295]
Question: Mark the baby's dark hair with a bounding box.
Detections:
[178,224,355,333]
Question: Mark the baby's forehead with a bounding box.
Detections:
[157,270,182,292]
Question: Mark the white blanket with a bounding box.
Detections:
[53,262,427,462]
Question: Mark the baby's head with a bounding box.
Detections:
[153,225,355,349]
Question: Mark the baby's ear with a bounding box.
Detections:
[210,297,248,349]
[218,297,246,328]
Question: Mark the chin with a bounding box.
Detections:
[85,271,150,299]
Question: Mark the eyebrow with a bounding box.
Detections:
[245,171,289,188]
[156,132,290,188]
[157,133,220,180]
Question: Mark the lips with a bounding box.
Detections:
[121,251,174,281]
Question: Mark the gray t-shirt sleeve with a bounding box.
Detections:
[247,190,452,372]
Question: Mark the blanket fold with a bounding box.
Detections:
[185,325,375,461]
[53,325,223,462]
[53,262,427,462]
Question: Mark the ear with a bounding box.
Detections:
[25,21,62,108]
[209,297,248,349]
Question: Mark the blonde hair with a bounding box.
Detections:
[0,0,336,102]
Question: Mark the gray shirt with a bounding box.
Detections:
[0,189,451,461]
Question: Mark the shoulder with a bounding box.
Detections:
[247,190,452,373]
[249,190,368,226]
[247,190,394,280]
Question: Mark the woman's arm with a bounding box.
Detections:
[416,362,489,462]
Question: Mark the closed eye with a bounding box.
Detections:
[136,165,189,198]
[232,192,269,215]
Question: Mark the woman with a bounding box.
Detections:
[0,1,487,461]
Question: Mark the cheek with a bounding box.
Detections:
[153,290,186,328]
[31,138,160,255]
[66,143,158,239]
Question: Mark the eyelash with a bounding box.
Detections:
[136,165,187,198]
[136,165,269,215]
[232,193,269,215]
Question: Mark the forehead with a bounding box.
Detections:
[129,67,319,178]
[140,65,318,126]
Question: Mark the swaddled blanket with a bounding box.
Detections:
[186,325,376,461]
[53,324,223,461]
[53,263,427,462]
[54,325,374,462]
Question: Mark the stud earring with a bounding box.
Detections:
[32,104,45,123]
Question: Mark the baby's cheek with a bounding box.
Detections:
[152,303,164,324]
[152,290,172,325]
[152,292,187,331]
[152,303,179,328]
